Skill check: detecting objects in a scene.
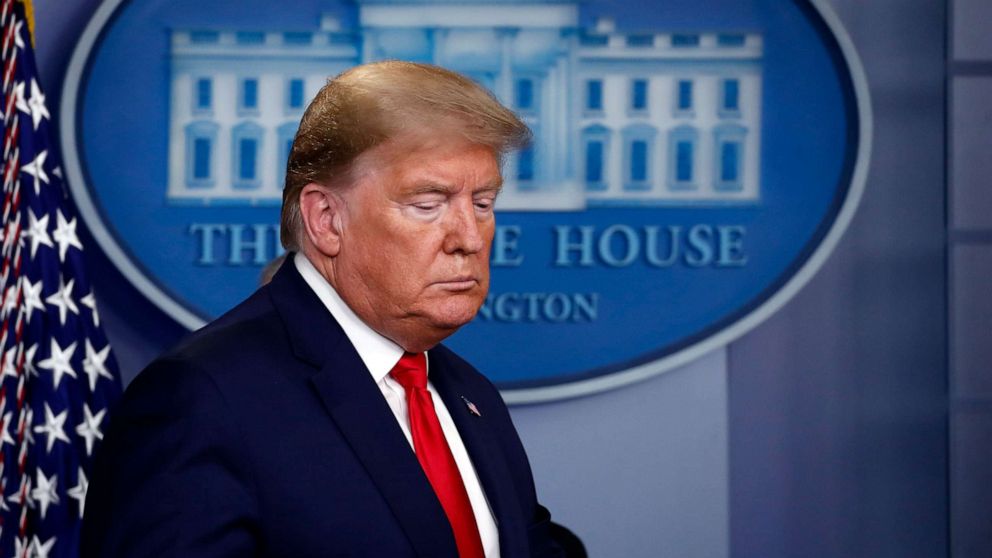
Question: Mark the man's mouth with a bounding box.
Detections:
[432,276,479,291]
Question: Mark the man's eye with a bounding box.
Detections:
[474,199,495,211]
[412,202,441,211]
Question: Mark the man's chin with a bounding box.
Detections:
[426,314,476,333]
[423,301,484,332]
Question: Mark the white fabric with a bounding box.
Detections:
[294,253,501,557]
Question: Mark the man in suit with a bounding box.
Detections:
[82,61,563,557]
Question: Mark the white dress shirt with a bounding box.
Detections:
[294,254,500,557]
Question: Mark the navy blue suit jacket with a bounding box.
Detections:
[82,260,561,557]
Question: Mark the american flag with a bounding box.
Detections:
[0,1,123,557]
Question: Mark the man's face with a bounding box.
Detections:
[329,135,501,348]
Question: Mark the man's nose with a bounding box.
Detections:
[442,202,486,255]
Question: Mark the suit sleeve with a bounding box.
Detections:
[81,358,261,558]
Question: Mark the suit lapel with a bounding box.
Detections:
[267,259,457,557]
[429,350,529,557]
[309,360,459,557]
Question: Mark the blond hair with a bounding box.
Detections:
[281,60,531,251]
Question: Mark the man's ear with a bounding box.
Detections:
[299,183,346,257]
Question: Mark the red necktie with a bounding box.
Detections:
[391,352,485,558]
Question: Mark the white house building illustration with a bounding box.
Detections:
[167,0,763,210]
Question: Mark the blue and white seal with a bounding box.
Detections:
[61,0,870,402]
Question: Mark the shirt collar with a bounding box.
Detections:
[293,252,406,384]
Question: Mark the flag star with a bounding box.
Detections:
[76,403,106,456]
[13,537,28,558]
[52,210,83,261]
[38,339,77,389]
[31,471,59,521]
[34,403,70,453]
[31,535,56,558]
[23,344,40,379]
[20,149,49,195]
[21,277,45,323]
[83,340,113,392]
[0,285,16,318]
[81,291,100,327]
[13,81,28,115]
[24,209,53,258]
[13,19,25,50]
[67,468,88,518]
[0,350,18,381]
[26,79,51,130]
[45,276,79,326]
[0,411,14,447]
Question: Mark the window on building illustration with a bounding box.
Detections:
[518,146,534,182]
[717,34,746,47]
[195,78,212,111]
[676,80,693,113]
[232,122,263,190]
[236,31,265,45]
[515,78,534,111]
[582,124,610,192]
[722,79,740,113]
[626,34,654,47]
[631,79,648,112]
[585,140,603,184]
[283,32,312,45]
[184,121,218,189]
[241,78,259,112]
[630,140,648,183]
[579,32,609,46]
[668,126,698,190]
[287,78,305,110]
[622,124,655,191]
[713,124,746,191]
[239,138,257,182]
[586,80,603,112]
[676,141,693,182]
[193,138,211,181]
[189,31,219,44]
[721,142,740,182]
[671,34,700,47]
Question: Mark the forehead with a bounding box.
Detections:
[354,133,501,188]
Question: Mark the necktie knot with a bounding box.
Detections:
[390,352,428,391]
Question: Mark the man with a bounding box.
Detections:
[82,61,563,557]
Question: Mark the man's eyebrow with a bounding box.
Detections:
[476,178,504,195]
[407,179,504,196]
[408,182,454,195]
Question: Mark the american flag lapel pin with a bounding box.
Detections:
[461,396,482,417]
